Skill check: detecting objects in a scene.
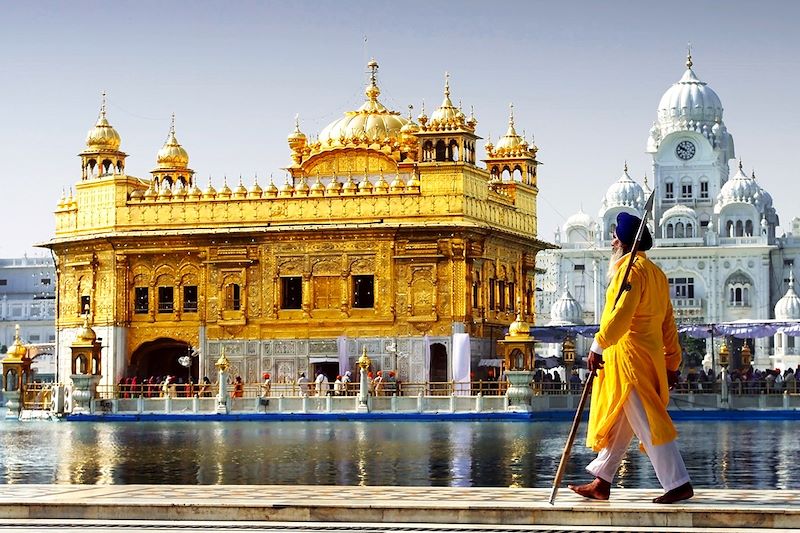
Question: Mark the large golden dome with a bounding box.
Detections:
[85,94,121,151]
[316,60,408,150]
[156,116,189,169]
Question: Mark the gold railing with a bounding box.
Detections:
[22,383,53,410]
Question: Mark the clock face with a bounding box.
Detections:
[676,140,696,160]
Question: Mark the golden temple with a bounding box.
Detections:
[42,60,552,387]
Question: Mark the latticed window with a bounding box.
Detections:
[134,287,148,314]
[158,286,174,313]
[183,285,198,313]
[226,283,241,311]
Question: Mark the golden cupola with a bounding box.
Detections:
[85,97,121,151]
[315,59,409,153]
[491,105,528,157]
[151,115,194,189]
[287,115,308,166]
[425,73,474,133]
[4,325,28,362]
[156,116,190,169]
[80,92,127,180]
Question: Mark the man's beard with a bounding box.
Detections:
[607,246,625,282]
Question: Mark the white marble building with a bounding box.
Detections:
[536,53,800,371]
[0,256,57,378]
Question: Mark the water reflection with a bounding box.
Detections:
[0,420,794,488]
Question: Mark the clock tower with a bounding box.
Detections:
[646,52,735,237]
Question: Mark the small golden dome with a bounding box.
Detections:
[217,179,232,199]
[202,179,217,199]
[390,173,405,192]
[326,174,342,194]
[156,116,189,169]
[129,188,143,201]
[248,178,263,198]
[233,178,248,198]
[279,177,295,197]
[5,325,27,359]
[76,316,97,343]
[295,176,310,196]
[187,183,202,200]
[287,115,307,152]
[309,174,325,196]
[85,93,122,151]
[264,178,279,197]
[427,73,471,132]
[342,173,358,194]
[406,172,421,192]
[358,174,373,194]
[507,310,530,338]
[374,172,389,194]
[493,104,527,156]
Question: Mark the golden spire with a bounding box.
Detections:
[624,161,628,173]
[365,58,380,102]
[156,113,189,169]
[85,91,121,151]
[4,324,28,360]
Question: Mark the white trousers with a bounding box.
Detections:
[586,390,690,491]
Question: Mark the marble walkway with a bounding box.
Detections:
[0,485,796,531]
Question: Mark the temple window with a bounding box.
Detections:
[665,181,674,199]
[508,282,515,311]
[281,277,302,310]
[80,295,91,315]
[134,287,149,314]
[498,280,506,310]
[700,180,709,199]
[226,283,242,311]
[158,286,174,313]
[489,278,496,310]
[183,285,198,313]
[352,275,374,308]
[313,276,340,309]
[472,272,480,309]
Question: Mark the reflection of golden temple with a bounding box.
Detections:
[741,343,752,368]
[42,60,553,389]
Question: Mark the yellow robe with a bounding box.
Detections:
[586,252,682,451]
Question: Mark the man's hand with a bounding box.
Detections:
[587,350,604,374]
[667,370,680,390]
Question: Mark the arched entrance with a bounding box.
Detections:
[429,342,448,383]
[129,338,197,382]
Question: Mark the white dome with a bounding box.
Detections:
[563,208,594,234]
[549,285,584,325]
[659,204,697,226]
[776,273,800,320]
[657,56,723,127]
[602,165,645,212]
[717,163,770,210]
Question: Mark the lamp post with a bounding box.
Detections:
[356,346,371,412]
[214,348,230,414]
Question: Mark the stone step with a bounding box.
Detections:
[0,485,794,530]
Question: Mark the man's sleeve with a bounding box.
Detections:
[662,297,682,372]
[594,268,642,350]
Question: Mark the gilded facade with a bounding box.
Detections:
[44,61,552,388]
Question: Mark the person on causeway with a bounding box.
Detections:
[569,212,693,504]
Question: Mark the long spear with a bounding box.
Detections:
[548,192,655,505]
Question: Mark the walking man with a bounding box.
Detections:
[569,212,693,504]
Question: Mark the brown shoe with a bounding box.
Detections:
[653,482,693,504]
[568,477,611,500]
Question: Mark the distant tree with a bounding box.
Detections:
[679,333,705,369]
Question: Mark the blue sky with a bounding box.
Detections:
[1,1,798,256]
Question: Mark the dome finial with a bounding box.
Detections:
[624,160,628,173]
[686,42,693,69]
[791,270,796,288]
[170,113,176,136]
[444,71,450,98]
[407,104,414,121]
[100,91,107,118]
[508,102,515,127]
[365,58,380,102]
[738,158,743,171]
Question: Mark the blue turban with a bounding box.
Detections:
[615,212,653,251]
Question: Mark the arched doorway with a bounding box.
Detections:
[429,342,448,383]
[129,338,197,383]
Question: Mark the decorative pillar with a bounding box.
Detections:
[215,348,230,414]
[357,346,371,413]
[68,316,102,415]
[2,325,32,419]
[496,310,535,412]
